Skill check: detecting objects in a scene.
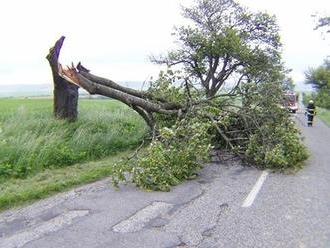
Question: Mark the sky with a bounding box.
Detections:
[0,0,329,88]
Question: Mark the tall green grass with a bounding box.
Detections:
[0,151,133,211]
[0,99,147,180]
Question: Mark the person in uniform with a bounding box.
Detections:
[306,100,316,127]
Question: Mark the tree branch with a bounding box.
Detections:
[61,66,179,115]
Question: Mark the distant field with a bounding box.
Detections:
[0,84,53,98]
[0,82,144,98]
[0,98,147,181]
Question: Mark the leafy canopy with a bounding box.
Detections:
[111,0,308,191]
[305,59,330,109]
[154,0,283,97]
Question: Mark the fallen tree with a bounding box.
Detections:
[60,63,181,137]
[51,0,308,191]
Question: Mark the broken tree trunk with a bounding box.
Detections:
[46,36,79,121]
[60,65,178,135]
[47,37,184,135]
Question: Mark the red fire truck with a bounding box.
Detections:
[283,92,298,113]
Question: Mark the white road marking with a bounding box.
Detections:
[112,201,173,233]
[0,210,89,248]
[242,170,269,208]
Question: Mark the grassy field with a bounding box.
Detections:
[0,98,147,211]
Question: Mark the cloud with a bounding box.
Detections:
[0,0,329,86]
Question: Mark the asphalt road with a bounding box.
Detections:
[0,110,329,248]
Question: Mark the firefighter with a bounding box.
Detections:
[305,100,316,127]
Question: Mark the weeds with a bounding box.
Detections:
[0,99,147,179]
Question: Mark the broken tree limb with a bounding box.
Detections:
[77,63,151,99]
[76,63,182,109]
[47,37,187,134]
[61,66,179,115]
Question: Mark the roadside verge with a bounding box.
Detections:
[0,150,133,212]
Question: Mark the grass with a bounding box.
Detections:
[0,98,147,211]
[317,108,330,126]
[0,150,134,212]
[0,98,147,180]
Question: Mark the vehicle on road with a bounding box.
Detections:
[283,91,299,113]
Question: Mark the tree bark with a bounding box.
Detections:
[46,36,79,121]
[59,63,181,135]
[47,37,185,135]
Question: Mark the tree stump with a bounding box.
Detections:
[46,36,79,121]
